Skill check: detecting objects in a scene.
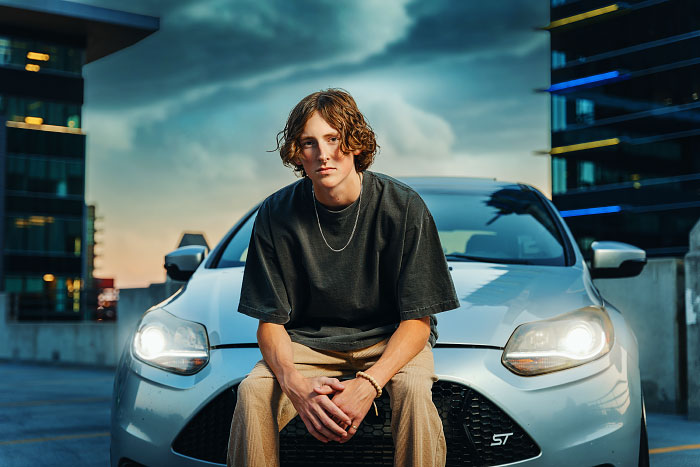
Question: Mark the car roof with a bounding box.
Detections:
[398,176,526,193]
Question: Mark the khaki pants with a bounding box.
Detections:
[227,339,446,467]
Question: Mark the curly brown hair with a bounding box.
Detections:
[276,89,379,177]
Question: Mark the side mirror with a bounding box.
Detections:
[590,241,646,279]
[164,245,208,282]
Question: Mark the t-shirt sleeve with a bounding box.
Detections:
[397,196,460,320]
[237,201,291,324]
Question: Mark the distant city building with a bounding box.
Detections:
[0,0,158,320]
[546,0,700,257]
[177,232,210,250]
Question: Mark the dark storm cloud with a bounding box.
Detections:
[384,0,548,57]
[78,0,547,110]
[80,0,413,109]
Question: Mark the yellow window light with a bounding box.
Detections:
[25,63,40,72]
[25,116,43,125]
[43,274,55,282]
[74,238,82,256]
[545,4,619,30]
[550,138,620,155]
[27,51,50,61]
[14,216,54,227]
[29,215,53,225]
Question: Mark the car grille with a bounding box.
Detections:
[172,380,540,466]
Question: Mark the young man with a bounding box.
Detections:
[227,89,459,467]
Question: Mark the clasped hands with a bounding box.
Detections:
[284,374,378,444]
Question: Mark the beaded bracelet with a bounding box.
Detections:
[356,371,382,398]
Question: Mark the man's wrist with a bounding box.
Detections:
[278,368,304,395]
[361,368,389,389]
[354,376,379,398]
[356,371,382,398]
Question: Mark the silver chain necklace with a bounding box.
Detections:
[311,174,363,253]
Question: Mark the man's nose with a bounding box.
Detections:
[318,142,332,161]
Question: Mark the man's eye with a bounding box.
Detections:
[329,137,338,143]
[302,140,315,147]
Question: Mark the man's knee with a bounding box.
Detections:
[388,371,434,406]
[236,374,276,408]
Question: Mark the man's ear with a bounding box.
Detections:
[352,149,362,156]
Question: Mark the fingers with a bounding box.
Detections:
[318,396,352,426]
[313,385,335,395]
[324,377,345,391]
[316,407,347,441]
[313,405,348,439]
[299,413,330,443]
[312,377,345,394]
[339,420,359,444]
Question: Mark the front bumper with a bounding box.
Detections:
[111,341,641,467]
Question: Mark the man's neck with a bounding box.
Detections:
[313,172,363,210]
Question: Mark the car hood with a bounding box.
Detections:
[160,261,601,348]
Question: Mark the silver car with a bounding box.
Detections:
[111,177,649,467]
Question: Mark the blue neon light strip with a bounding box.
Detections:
[560,205,622,217]
[547,71,621,92]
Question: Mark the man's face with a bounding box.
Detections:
[299,111,359,192]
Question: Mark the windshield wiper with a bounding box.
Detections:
[445,253,534,265]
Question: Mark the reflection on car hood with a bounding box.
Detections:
[162,261,600,348]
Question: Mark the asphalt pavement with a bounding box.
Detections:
[0,361,698,466]
[0,361,112,466]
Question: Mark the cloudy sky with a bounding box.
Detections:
[73,0,551,288]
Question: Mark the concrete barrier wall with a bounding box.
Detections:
[0,293,119,366]
[685,220,700,420]
[594,257,685,414]
[0,282,180,368]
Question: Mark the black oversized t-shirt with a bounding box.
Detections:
[238,171,460,351]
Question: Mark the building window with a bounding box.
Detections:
[6,155,83,196]
[3,96,81,129]
[576,99,595,124]
[0,38,10,65]
[552,95,567,131]
[0,34,84,75]
[5,215,82,255]
[6,127,85,158]
[552,157,567,194]
[552,50,567,69]
[579,161,595,187]
[4,275,82,320]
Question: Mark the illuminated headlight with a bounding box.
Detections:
[502,306,614,376]
[132,308,210,375]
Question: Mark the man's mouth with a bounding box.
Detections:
[317,167,335,174]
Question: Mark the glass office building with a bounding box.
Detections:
[547,0,700,257]
[0,0,158,320]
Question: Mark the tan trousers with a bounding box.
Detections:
[227,339,446,467]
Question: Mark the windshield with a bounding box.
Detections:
[216,213,255,268]
[421,188,567,266]
[216,187,568,268]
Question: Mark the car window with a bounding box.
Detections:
[216,212,256,268]
[217,187,567,268]
[421,188,567,266]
